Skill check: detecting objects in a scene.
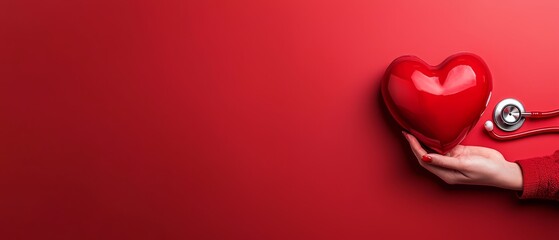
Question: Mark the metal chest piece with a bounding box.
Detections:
[493,98,525,132]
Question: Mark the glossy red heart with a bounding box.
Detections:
[381,53,492,154]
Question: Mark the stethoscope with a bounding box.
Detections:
[484,98,559,140]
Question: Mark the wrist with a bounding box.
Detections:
[499,162,523,191]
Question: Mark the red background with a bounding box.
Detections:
[1,0,558,239]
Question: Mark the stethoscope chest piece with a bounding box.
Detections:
[493,98,525,132]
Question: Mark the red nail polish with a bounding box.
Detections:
[421,155,432,162]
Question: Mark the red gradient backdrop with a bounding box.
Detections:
[1,0,558,239]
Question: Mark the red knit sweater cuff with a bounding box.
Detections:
[515,150,559,200]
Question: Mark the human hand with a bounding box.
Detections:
[403,132,523,191]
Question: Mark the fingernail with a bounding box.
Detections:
[421,155,432,162]
[402,131,408,139]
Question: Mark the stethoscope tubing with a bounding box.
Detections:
[485,121,559,140]
[524,109,559,119]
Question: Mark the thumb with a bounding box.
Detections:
[423,153,464,170]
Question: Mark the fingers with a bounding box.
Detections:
[426,153,465,171]
[402,131,469,184]
[403,131,465,171]
[420,164,466,184]
[402,131,427,160]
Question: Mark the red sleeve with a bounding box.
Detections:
[515,150,559,200]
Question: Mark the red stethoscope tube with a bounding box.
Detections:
[527,109,559,118]
[485,120,559,140]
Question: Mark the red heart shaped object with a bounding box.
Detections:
[381,53,492,154]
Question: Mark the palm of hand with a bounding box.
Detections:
[442,145,507,184]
